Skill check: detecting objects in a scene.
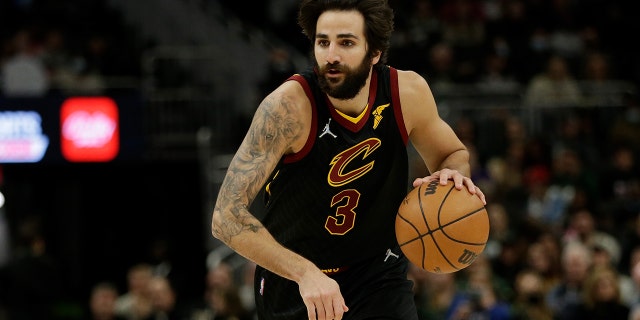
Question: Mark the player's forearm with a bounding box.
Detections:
[211,201,317,283]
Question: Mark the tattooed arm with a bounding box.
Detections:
[211,80,349,319]
[211,79,310,279]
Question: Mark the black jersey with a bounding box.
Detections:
[261,64,410,270]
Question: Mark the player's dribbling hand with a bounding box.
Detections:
[412,168,486,205]
[298,269,349,320]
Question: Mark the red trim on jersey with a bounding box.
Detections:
[283,74,317,164]
[326,68,378,132]
[389,67,409,145]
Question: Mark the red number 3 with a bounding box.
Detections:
[325,189,360,235]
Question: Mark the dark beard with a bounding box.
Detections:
[315,55,372,100]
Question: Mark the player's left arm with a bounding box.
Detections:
[398,70,485,204]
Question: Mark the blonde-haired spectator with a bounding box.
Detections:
[572,266,630,319]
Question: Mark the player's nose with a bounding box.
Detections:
[324,44,341,64]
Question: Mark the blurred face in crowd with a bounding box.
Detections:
[515,270,544,305]
[128,265,153,294]
[90,285,118,319]
[313,10,380,99]
[593,270,618,302]
[563,244,592,283]
[149,277,176,312]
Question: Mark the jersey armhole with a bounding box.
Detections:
[283,74,317,164]
[389,67,409,145]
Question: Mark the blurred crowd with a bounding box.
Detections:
[0,0,142,97]
[404,97,640,319]
[1,0,640,320]
[0,211,259,320]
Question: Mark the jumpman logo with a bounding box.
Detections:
[384,248,400,262]
[319,118,337,138]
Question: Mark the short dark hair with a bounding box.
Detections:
[297,0,395,65]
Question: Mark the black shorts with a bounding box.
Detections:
[254,246,418,320]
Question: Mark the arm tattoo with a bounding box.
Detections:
[214,94,303,244]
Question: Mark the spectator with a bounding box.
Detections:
[546,241,593,319]
[484,202,516,262]
[579,51,628,106]
[409,265,459,320]
[451,255,514,320]
[205,262,234,294]
[449,254,513,319]
[115,263,154,320]
[208,286,253,320]
[146,276,189,320]
[524,240,562,295]
[522,54,583,107]
[570,266,630,320]
[190,261,237,320]
[0,28,50,97]
[562,208,621,268]
[88,282,127,320]
[475,47,521,94]
[510,268,554,320]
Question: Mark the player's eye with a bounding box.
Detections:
[317,40,329,47]
[341,40,355,47]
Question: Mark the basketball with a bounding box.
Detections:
[395,180,489,273]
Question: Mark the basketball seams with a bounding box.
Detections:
[420,184,458,271]
[438,207,489,245]
[416,184,430,269]
[396,212,424,246]
[397,187,428,268]
[395,181,489,274]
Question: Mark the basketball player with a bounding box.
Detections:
[211,0,486,319]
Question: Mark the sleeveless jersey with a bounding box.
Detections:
[261,64,409,269]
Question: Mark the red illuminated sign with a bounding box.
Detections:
[60,97,119,162]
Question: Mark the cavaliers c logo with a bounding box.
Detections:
[327,138,381,187]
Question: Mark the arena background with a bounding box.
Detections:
[1,0,640,318]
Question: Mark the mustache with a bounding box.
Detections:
[321,62,345,72]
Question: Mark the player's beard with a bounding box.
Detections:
[315,54,372,100]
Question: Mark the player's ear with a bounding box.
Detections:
[371,50,381,65]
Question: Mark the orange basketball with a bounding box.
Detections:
[395,180,489,273]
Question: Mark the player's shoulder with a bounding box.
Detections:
[393,68,432,98]
[262,76,312,113]
[394,69,429,88]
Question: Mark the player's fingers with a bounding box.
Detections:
[475,186,487,205]
[332,296,348,320]
[412,176,434,187]
[459,177,487,205]
[322,293,346,320]
[438,170,451,185]
[304,301,317,320]
[316,301,328,320]
[436,168,463,187]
